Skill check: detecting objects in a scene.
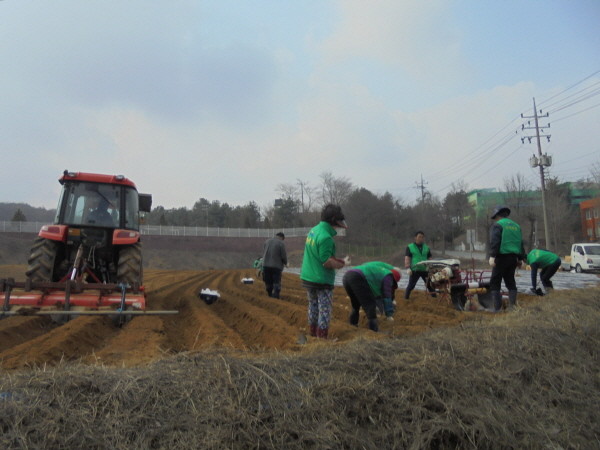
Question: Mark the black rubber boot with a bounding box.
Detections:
[368,318,379,332]
[508,290,518,310]
[272,284,281,299]
[349,309,359,326]
[491,290,502,312]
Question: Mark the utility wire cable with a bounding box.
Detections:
[540,80,600,111]
[552,102,600,123]
[536,69,600,108]
[426,116,522,179]
[547,87,600,114]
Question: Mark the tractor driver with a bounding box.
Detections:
[88,197,115,226]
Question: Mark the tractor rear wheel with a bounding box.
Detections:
[25,237,58,282]
[117,242,143,287]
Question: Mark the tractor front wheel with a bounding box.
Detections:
[25,237,58,282]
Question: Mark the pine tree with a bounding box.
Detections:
[11,208,27,222]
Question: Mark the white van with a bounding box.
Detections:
[570,243,600,272]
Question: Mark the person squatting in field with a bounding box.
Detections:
[262,232,287,298]
[343,261,401,332]
[300,204,350,339]
[404,231,436,299]
[527,248,561,296]
[488,205,526,311]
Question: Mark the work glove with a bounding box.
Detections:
[406,268,412,276]
[343,255,351,266]
[488,257,496,267]
[383,298,395,317]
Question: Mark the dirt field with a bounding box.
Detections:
[0,282,598,448]
[0,264,478,370]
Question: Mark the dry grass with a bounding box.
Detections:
[1,289,599,449]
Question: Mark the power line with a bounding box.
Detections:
[548,87,600,114]
[540,80,600,111]
[427,116,522,179]
[429,130,519,189]
[537,69,600,108]
[460,144,524,188]
[552,101,600,123]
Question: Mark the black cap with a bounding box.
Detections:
[491,205,511,219]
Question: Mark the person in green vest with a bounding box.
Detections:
[300,204,350,339]
[488,205,526,311]
[404,231,436,299]
[342,262,401,332]
[526,248,561,295]
[253,256,263,279]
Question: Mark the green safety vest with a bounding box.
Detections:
[355,262,394,298]
[527,249,559,267]
[497,218,522,255]
[300,221,337,285]
[408,243,430,271]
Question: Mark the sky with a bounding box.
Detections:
[1,0,599,212]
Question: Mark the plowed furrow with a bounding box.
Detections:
[0,316,57,353]
[89,272,216,365]
[0,316,115,369]
[203,271,300,349]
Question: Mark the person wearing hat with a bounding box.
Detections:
[404,231,436,299]
[262,232,287,298]
[300,204,350,339]
[526,248,561,295]
[342,261,401,332]
[488,205,526,311]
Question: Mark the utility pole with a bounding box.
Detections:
[414,174,428,228]
[297,179,306,213]
[414,174,428,204]
[521,97,552,248]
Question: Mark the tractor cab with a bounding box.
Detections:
[56,171,151,231]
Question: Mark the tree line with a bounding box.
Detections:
[3,167,598,255]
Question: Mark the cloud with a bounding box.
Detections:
[2,2,279,127]
[320,0,466,87]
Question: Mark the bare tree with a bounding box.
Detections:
[544,177,578,253]
[319,172,354,206]
[590,160,600,187]
[276,183,299,201]
[503,173,533,215]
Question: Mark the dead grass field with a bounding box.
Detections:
[0,264,599,448]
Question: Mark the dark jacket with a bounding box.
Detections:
[262,238,287,270]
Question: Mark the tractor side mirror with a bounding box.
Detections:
[139,194,153,213]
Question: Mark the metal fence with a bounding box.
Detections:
[0,221,316,238]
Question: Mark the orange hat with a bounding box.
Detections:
[391,268,401,282]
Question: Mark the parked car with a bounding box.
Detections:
[570,243,600,273]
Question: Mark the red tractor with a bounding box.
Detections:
[1,171,176,321]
